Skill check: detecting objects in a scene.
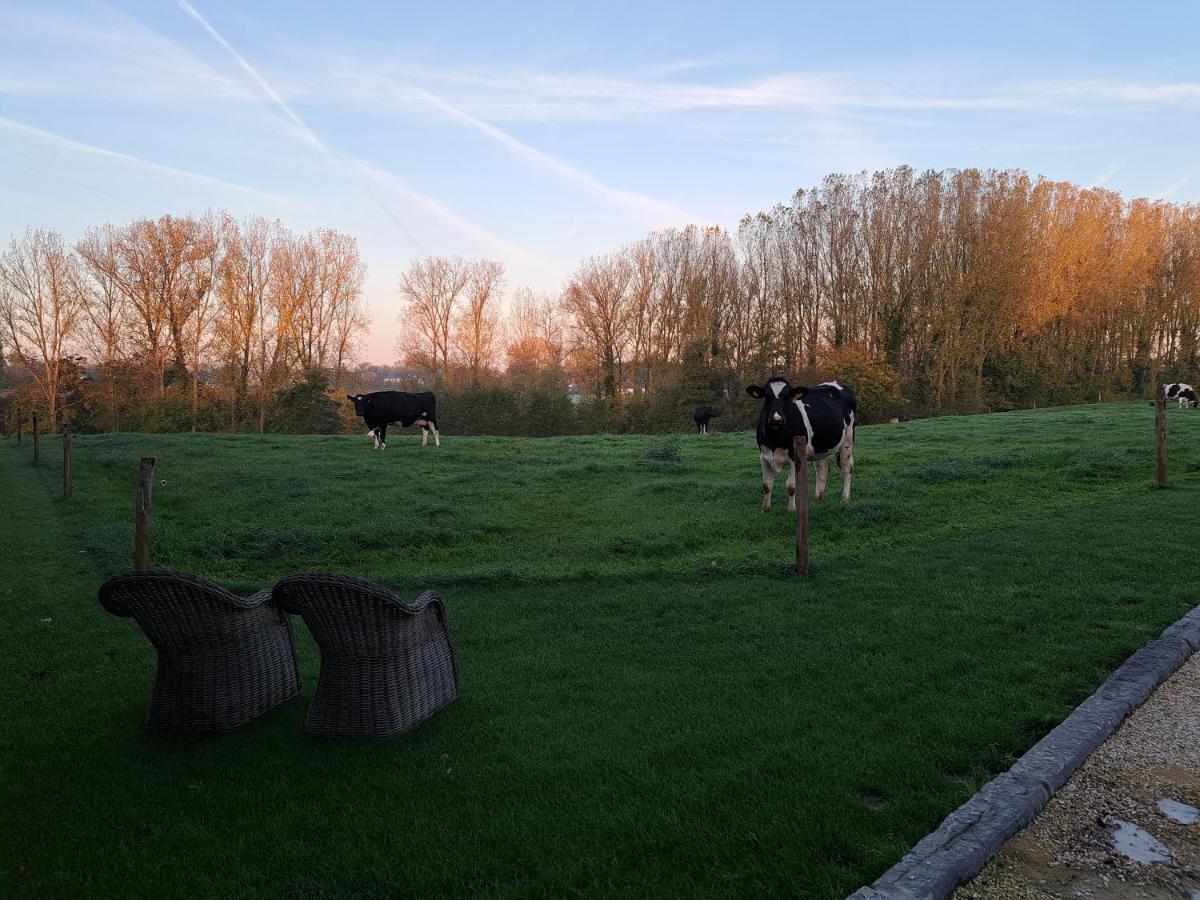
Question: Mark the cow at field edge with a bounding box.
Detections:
[693,405,717,435]
[746,377,856,509]
[347,391,440,450]
[1164,382,1199,408]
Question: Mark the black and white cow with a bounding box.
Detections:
[347,391,440,450]
[1164,382,1199,408]
[746,377,856,509]
[693,405,718,435]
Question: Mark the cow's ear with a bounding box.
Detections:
[746,385,765,399]
[793,386,809,399]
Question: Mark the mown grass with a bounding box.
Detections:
[2,403,1198,898]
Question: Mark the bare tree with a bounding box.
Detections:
[0,229,87,428]
[399,256,472,384]
[216,215,273,425]
[506,287,564,377]
[454,259,504,385]
[562,252,632,397]
[180,212,222,430]
[322,230,369,388]
[76,225,130,430]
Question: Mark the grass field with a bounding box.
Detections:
[3,402,1199,898]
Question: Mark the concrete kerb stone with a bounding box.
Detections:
[847,604,1200,900]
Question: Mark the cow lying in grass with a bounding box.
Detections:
[747,377,856,509]
[347,391,440,449]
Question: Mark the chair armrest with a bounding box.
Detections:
[407,590,443,614]
[245,587,276,608]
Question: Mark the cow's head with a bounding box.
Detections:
[347,394,368,416]
[746,377,808,433]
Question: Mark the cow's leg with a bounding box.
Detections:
[421,425,429,448]
[378,424,387,450]
[371,428,380,450]
[786,456,798,512]
[840,441,854,503]
[814,457,829,502]
[760,452,775,511]
[432,422,441,447]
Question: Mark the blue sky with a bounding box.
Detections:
[3,0,1199,361]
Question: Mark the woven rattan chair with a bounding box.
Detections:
[273,574,459,737]
[99,570,301,735]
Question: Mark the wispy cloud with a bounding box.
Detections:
[294,56,1200,127]
[176,0,327,152]
[348,159,556,272]
[0,115,285,203]
[177,0,429,255]
[1157,172,1195,200]
[309,60,1040,123]
[413,85,703,226]
[174,0,574,264]
[1,159,131,205]
[1092,163,1120,186]
[1051,80,1200,106]
[331,68,703,227]
[0,4,251,104]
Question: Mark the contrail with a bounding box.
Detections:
[2,159,131,205]
[176,0,426,253]
[0,115,286,203]
[349,157,558,274]
[407,84,705,227]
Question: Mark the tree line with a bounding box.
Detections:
[4,167,1199,437]
[553,167,1200,426]
[1,213,367,433]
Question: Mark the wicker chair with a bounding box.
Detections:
[99,570,301,735]
[273,574,459,737]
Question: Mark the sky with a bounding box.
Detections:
[3,0,1200,362]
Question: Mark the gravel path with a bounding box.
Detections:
[954,652,1200,899]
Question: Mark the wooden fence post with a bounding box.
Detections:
[1156,385,1167,487]
[793,434,810,576]
[62,427,72,500]
[134,457,155,570]
[32,414,39,463]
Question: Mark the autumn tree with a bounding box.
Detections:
[399,255,472,384]
[562,252,633,397]
[453,259,504,385]
[0,229,87,428]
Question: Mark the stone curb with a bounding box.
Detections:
[848,605,1200,900]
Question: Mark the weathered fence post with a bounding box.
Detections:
[1156,385,1167,487]
[62,427,72,500]
[793,434,810,576]
[134,457,155,569]
[32,414,39,463]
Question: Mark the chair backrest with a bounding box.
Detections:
[273,573,430,657]
[99,570,281,652]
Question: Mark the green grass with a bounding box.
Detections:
[2,403,1198,898]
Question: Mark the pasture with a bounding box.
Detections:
[3,402,1199,898]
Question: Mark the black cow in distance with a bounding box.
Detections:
[693,405,718,435]
[347,391,440,450]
